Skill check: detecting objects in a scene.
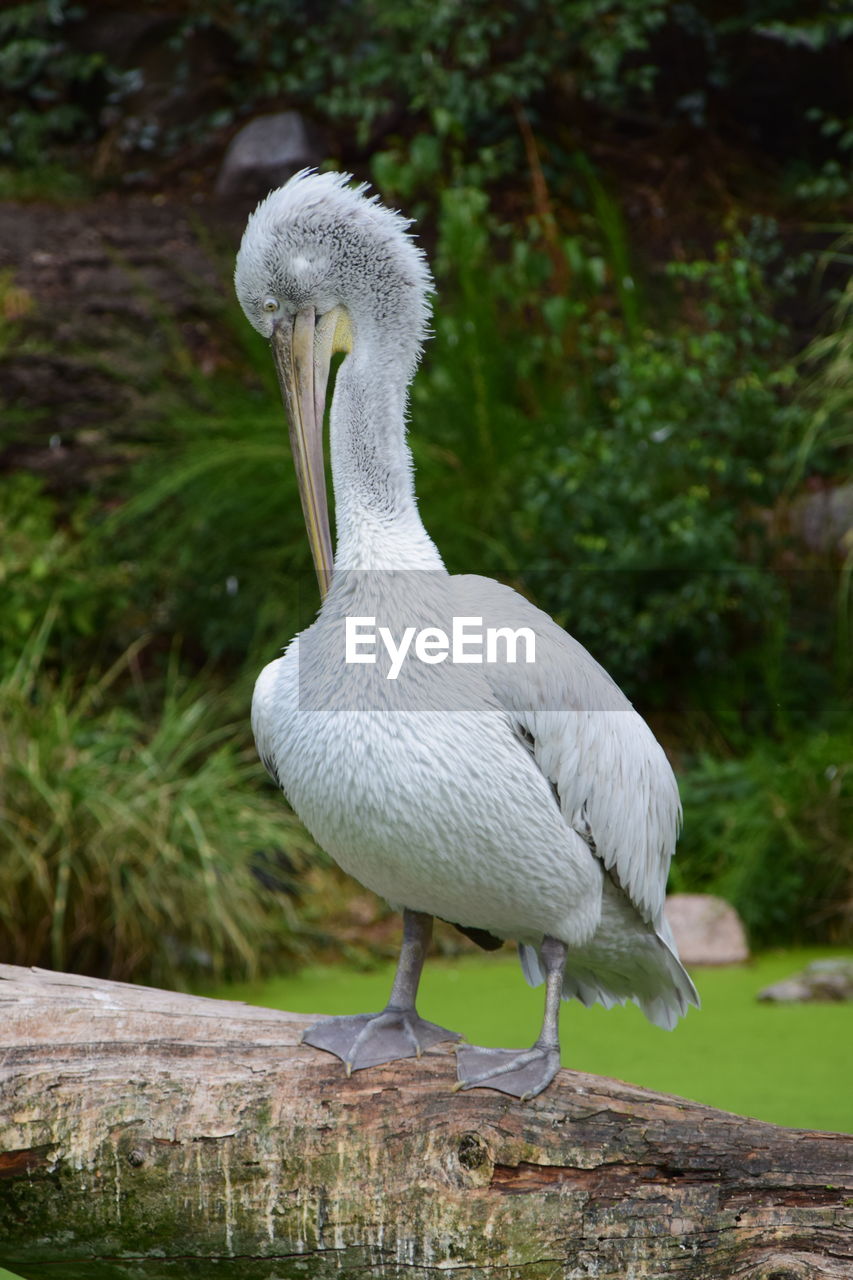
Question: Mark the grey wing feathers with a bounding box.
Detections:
[452,574,681,924]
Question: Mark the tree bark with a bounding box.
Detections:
[0,964,850,1280]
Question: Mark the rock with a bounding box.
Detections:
[664,893,750,966]
[789,481,853,556]
[215,112,324,201]
[758,959,853,1003]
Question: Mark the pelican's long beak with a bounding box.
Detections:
[271,307,348,600]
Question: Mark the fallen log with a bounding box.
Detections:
[0,964,850,1280]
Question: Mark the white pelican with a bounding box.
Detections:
[235,170,698,1099]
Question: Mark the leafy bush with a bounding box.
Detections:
[513,223,820,726]
[0,620,315,986]
[675,730,853,946]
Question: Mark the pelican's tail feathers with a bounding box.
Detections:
[518,941,630,1012]
[518,942,544,988]
[563,925,700,1029]
[516,904,700,1030]
[643,927,701,1029]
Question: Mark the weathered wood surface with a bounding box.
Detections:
[0,964,851,1280]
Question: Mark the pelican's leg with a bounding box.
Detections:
[301,909,461,1074]
[455,935,566,1100]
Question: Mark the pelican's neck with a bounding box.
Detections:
[329,348,444,572]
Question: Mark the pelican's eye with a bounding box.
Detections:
[262,296,279,314]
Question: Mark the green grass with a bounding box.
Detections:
[206,946,853,1134]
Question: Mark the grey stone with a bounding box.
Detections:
[216,112,324,201]
[758,958,853,1003]
[790,481,853,556]
[664,893,750,966]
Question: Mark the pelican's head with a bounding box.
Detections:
[234,169,432,596]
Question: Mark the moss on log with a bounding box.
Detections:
[1,964,851,1280]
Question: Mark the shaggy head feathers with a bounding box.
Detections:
[235,170,433,368]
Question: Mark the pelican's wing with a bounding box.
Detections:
[452,575,680,924]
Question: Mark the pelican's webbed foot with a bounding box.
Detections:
[454,934,568,1100]
[300,908,460,1075]
[454,1043,561,1100]
[302,1008,461,1074]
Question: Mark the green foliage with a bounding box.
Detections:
[2,168,844,961]
[792,252,853,684]
[513,222,821,724]
[99,181,838,747]
[410,185,540,569]
[0,476,70,668]
[1,1,849,967]
[409,174,643,572]
[0,0,667,174]
[0,1,128,170]
[404,194,824,731]
[101,177,625,660]
[792,109,853,204]
[0,621,315,986]
[170,0,669,160]
[99,371,316,666]
[0,472,319,990]
[0,162,92,201]
[5,0,851,204]
[675,729,853,946]
[754,13,853,53]
[0,473,130,676]
[794,249,853,479]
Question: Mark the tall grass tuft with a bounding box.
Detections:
[0,616,315,987]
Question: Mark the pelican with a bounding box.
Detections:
[235,170,698,1099]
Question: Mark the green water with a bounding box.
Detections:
[207,946,853,1134]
